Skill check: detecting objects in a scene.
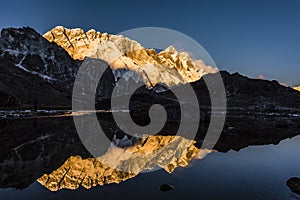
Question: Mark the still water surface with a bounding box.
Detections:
[1,133,300,200]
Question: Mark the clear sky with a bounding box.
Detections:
[1,0,299,86]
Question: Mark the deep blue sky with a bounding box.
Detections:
[1,0,299,85]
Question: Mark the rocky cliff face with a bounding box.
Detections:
[44,26,217,88]
[0,27,80,89]
[0,27,80,108]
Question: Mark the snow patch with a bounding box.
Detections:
[110,134,144,148]
[112,69,142,83]
[15,63,55,81]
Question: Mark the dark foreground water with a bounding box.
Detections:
[1,136,300,199]
[0,114,300,200]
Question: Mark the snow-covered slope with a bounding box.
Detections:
[44,26,218,88]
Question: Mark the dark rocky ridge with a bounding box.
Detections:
[0,27,80,109]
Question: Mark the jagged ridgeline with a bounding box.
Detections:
[43,26,218,88]
[0,26,299,113]
[0,26,218,109]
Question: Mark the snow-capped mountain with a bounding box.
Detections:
[44,26,217,88]
[0,26,300,112]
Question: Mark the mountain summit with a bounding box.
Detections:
[44,26,217,88]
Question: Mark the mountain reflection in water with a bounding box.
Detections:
[0,113,299,193]
[38,135,212,191]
